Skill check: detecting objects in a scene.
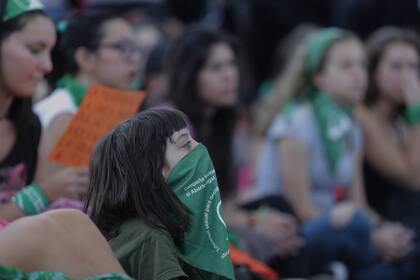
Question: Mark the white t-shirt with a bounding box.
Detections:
[34,88,78,128]
[255,103,362,212]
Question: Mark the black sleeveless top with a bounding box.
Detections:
[364,160,420,232]
[0,115,41,196]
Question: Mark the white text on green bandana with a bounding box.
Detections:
[167,144,234,279]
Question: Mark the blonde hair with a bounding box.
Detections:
[254,28,358,137]
[254,42,308,137]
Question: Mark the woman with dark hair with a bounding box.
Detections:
[33,8,141,209]
[0,1,131,278]
[357,27,420,234]
[0,0,89,221]
[167,24,239,199]
[165,25,305,270]
[86,108,234,280]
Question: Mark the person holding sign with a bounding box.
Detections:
[34,9,141,209]
[0,0,89,222]
[0,1,132,278]
[85,108,234,280]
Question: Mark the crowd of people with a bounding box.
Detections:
[2,0,420,279]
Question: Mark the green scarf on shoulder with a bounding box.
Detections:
[57,75,89,107]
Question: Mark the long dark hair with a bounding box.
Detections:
[365,26,420,106]
[47,9,120,85]
[167,25,240,198]
[0,10,47,131]
[85,108,190,245]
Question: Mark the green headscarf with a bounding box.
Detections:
[305,27,344,76]
[3,0,44,21]
[285,27,353,174]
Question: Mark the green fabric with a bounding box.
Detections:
[257,80,274,99]
[4,0,44,21]
[300,27,353,173]
[167,144,234,280]
[280,93,352,174]
[309,91,352,173]
[0,264,132,280]
[11,182,50,215]
[109,219,187,280]
[406,103,420,125]
[305,28,344,76]
[57,75,89,107]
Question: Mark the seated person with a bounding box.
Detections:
[85,108,234,280]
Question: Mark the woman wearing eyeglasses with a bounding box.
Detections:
[33,9,141,210]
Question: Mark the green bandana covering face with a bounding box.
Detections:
[3,0,44,21]
[304,28,354,173]
[167,144,234,279]
[57,75,89,107]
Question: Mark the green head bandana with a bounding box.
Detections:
[285,28,354,174]
[3,0,44,22]
[57,75,89,107]
[167,144,234,279]
[305,27,344,76]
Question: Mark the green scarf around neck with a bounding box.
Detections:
[57,75,89,107]
[309,90,353,173]
[299,28,354,173]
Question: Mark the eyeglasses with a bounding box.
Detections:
[99,40,141,61]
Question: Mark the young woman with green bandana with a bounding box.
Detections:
[255,27,417,278]
[33,9,141,210]
[85,108,234,280]
[0,0,90,222]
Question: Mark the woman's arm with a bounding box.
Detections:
[349,149,415,262]
[34,114,89,202]
[357,106,420,190]
[223,197,303,257]
[347,151,382,226]
[278,138,321,222]
[0,210,126,278]
[0,203,24,222]
[36,113,74,178]
[0,121,88,222]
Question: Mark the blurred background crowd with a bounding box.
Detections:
[3,0,420,279]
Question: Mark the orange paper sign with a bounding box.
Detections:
[49,84,145,167]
